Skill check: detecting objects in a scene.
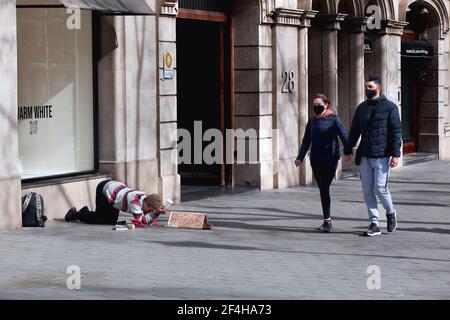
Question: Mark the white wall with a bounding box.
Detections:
[0,0,22,229]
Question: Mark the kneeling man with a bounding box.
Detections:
[65,180,166,227]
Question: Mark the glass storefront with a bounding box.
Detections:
[17,7,95,180]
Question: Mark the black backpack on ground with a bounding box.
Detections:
[21,192,47,227]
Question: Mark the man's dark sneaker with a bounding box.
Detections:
[65,207,77,222]
[364,223,381,237]
[323,220,333,233]
[316,223,325,231]
[386,211,398,232]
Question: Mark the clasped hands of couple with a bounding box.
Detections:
[294,156,399,168]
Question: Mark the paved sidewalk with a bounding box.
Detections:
[0,161,449,299]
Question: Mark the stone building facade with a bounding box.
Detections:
[1,0,450,229]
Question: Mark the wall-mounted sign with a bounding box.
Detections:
[163,51,174,79]
[281,70,295,93]
[18,105,53,120]
[401,40,434,58]
[364,38,374,53]
[18,105,53,136]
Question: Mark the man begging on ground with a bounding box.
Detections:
[65,180,167,227]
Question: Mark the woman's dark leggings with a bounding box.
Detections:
[311,161,338,220]
[75,180,120,225]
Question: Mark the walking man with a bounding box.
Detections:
[344,76,402,237]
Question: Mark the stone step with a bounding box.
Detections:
[342,169,359,179]
[403,153,438,167]
[342,153,438,178]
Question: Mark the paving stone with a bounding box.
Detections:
[0,161,449,299]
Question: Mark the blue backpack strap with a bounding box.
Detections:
[35,194,47,227]
[22,192,33,214]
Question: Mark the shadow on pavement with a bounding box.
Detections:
[208,220,360,235]
[388,180,450,186]
[341,199,450,208]
[149,241,450,263]
[181,186,259,202]
[398,227,450,235]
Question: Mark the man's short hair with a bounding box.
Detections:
[367,76,382,87]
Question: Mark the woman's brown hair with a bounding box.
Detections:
[314,93,331,107]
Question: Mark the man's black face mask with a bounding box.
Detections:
[366,88,378,100]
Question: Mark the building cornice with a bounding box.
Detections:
[267,8,318,28]
[369,20,409,36]
[341,17,368,33]
[312,13,347,31]
[161,0,178,16]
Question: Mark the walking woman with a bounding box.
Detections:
[295,94,348,233]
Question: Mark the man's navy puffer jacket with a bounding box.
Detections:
[344,94,402,159]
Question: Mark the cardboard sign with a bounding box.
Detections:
[167,212,209,230]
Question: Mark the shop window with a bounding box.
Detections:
[17,7,95,180]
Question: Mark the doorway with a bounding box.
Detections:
[176,18,231,186]
[401,57,419,154]
[401,2,440,155]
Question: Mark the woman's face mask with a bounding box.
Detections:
[313,105,325,115]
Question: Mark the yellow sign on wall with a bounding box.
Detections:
[165,52,173,69]
[164,51,174,79]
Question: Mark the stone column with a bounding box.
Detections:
[371,21,406,166]
[157,4,181,203]
[0,0,21,230]
[442,32,450,159]
[233,1,274,190]
[340,18,366,171]
[309,14,345,178]
[298,12,316,186]
[310,14,346,115]
[271,9,302,189]
[269,8,317,188]
[98,14,161,195]
[340,19,366,129]
[437,33,449,159]
[378,40,398,102]
[372,21,407,104]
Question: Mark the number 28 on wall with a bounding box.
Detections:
[282,70,296,93]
